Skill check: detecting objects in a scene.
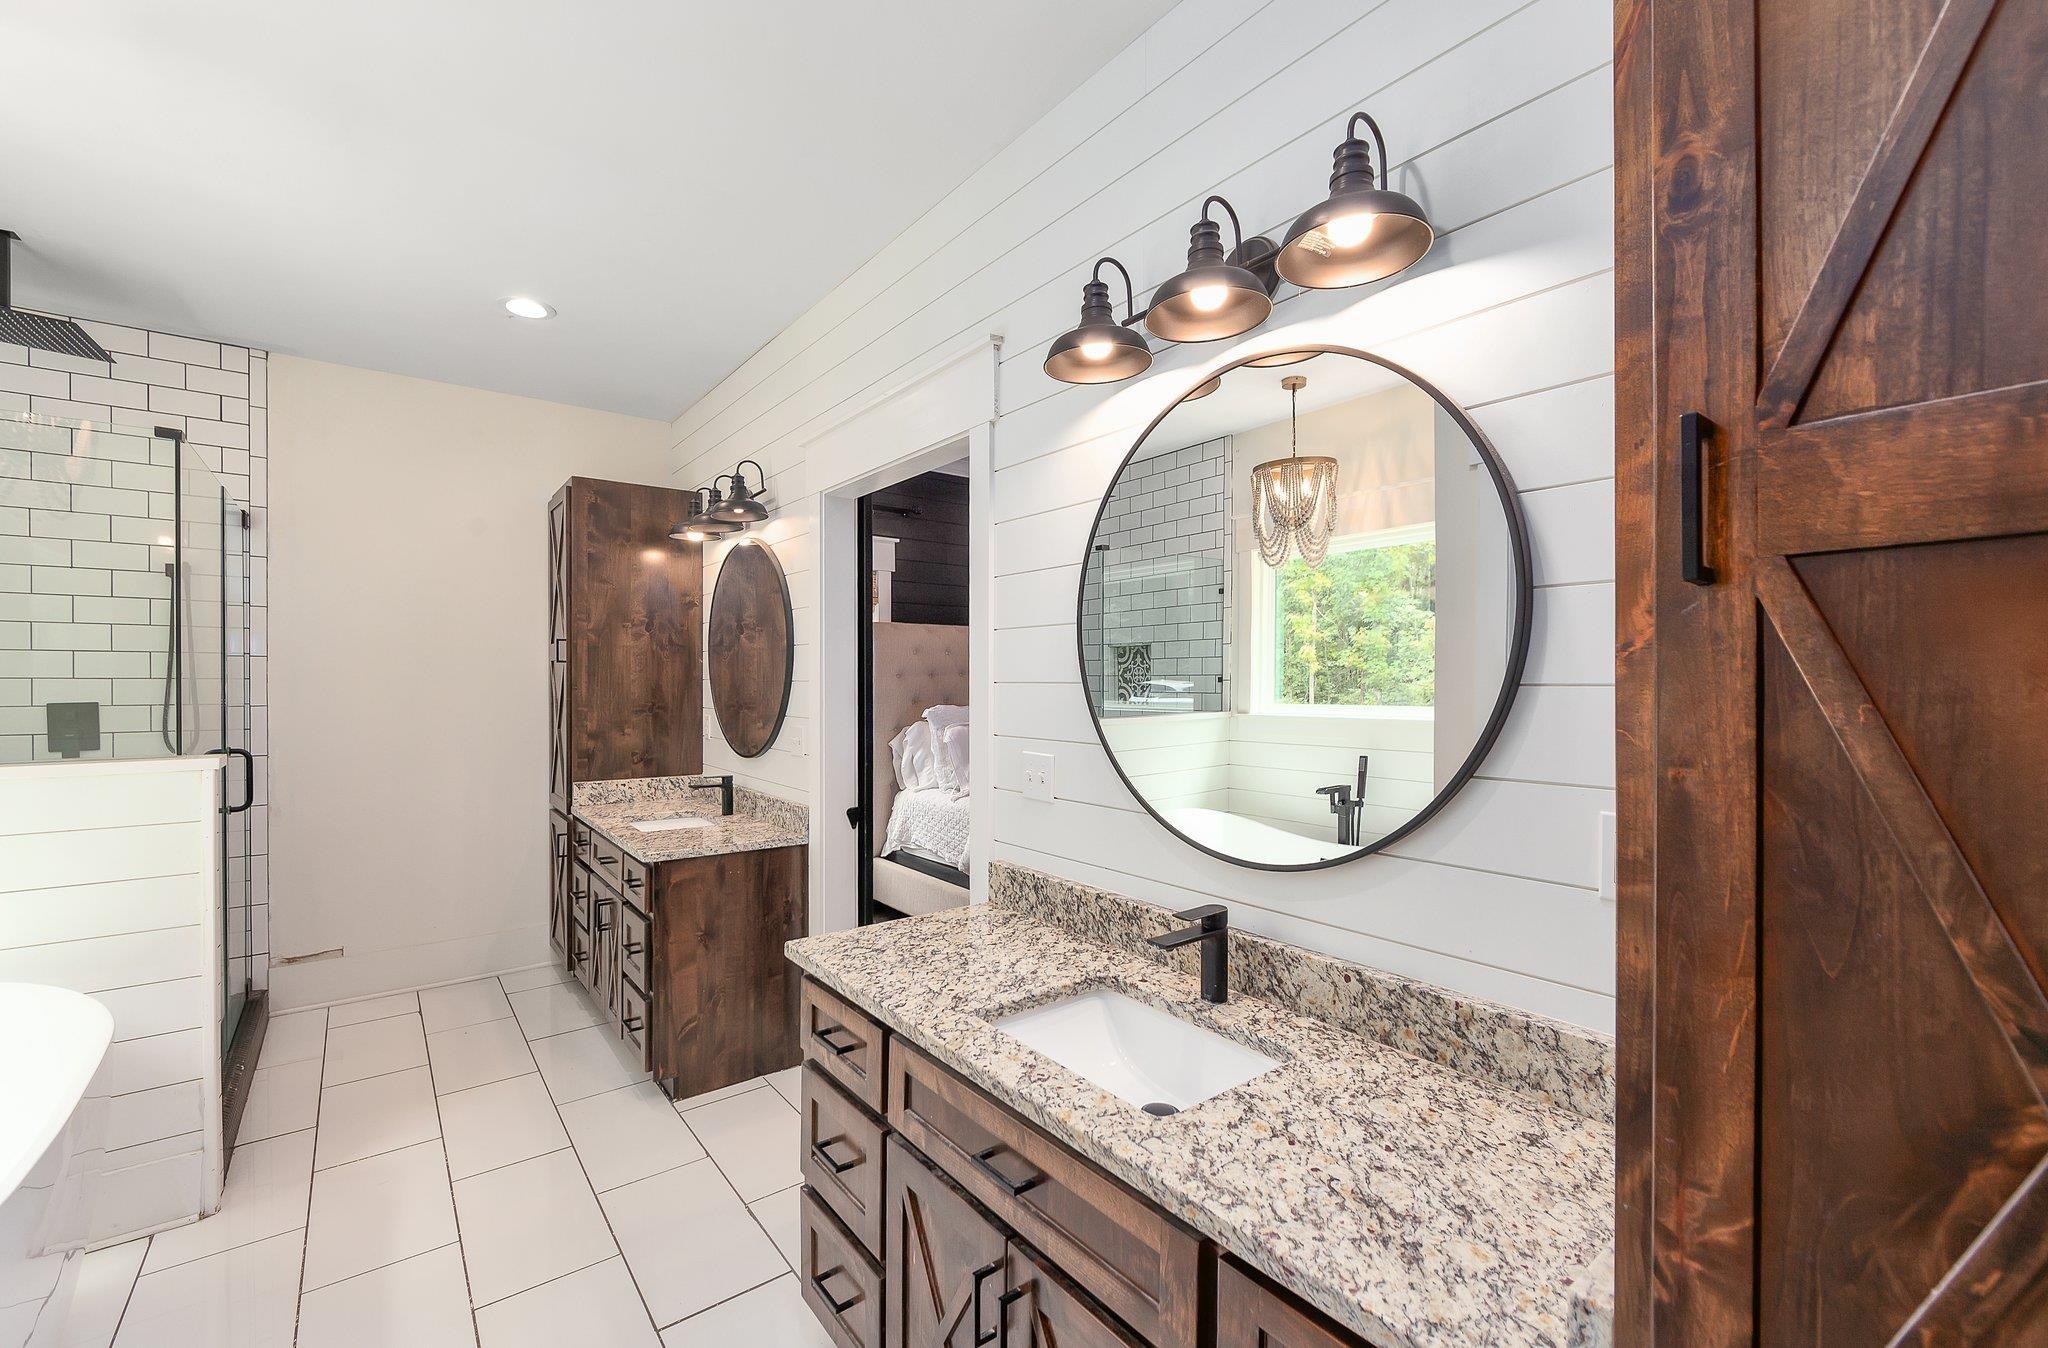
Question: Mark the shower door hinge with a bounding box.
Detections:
[240,508,251,529]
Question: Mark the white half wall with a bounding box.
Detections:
[266,358,672,1008]
[670,0,1616,1029]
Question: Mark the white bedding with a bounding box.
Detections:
[884,786,971,871]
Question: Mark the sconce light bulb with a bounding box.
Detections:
[1188,283,1229,313]
[1324,212,1377,249]
[1079,338,1114,361]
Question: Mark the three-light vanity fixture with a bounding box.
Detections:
[1043,111,1432,386]
[669,459,771,543]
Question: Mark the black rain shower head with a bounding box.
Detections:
[0,231,116,364]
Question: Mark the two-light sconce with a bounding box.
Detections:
[669,460,770,543]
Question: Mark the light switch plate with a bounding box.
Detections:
[1021,751,1055,802]
[1598,810,1617,901]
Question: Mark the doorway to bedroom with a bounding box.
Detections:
[856,461,971,925]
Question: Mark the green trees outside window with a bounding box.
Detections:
[1273,537,1435,707]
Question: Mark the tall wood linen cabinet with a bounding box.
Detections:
[546,477,702,961]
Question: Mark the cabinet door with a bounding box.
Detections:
[547,812,571,958]
[1002,1240,1145,1348]
[589,885,619,1022]
[885,1136,1010,1348]
[1215,1257,1367,1348]
[546,488,570,811]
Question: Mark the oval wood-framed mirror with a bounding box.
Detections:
[708,538,795,758]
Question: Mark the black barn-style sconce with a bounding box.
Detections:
[1044,110,1434,386]
[669,461,772,543]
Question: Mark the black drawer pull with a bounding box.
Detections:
[574,949,590,964]
[810,1135,860,1175]
[812,1024,861,1056]
[971,1261,1003,1346]
[996,1288,1024,1347]
[624,872,643,889]
[969,1144,1044,1197]
[622,1011,643,1033]
[622,937,644,957]
[812,1266,861,1316]
[598,855,617,868]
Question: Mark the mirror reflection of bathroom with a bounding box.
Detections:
[1080,352,1521,868]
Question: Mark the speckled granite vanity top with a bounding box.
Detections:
[573,776,808,863]
[786,862,1614,1348]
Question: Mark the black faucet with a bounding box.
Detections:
[689,774,735,816]
[1147,904,1229,1003]
[1316,754,1369,847]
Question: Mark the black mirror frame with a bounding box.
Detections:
[1072,344,1534,872]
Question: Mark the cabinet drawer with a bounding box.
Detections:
[801,1063,886,1259]
[618,852,652,906]
[588,831,628,888]
[799,1187,882,1348]
[571,818,594,865]
[888,1039,1203,1348]
[567,920,593,987]
[801,979,886,1114]
[619,975,651,1070]
[618,900,650,990]
[1005,1238,1148,1348]
[1216,1255,1371,1347]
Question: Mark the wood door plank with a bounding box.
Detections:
[1756,557,2048,1102]
[1755,0,2002,427]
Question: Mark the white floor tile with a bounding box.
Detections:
[672,1075,768,1114]
[427,1017,536,1095]
[473,1257,659,1348]
[254,1009,325,1068]
[496,964,573,995]
[558,1083,706,1193]
[113,1227,303,1348]
[314,1066,440,1171]
[680,1084,800,1201]
[439,1074,570,1182]
[297,1243,476,1348]
[600,1158,785,1329]
[50,1236,147,1348]
[145,1130,313,1273]
[323,1012,429,1087]
[659,1274,833,1348]
[453,1149,616,1307]
[327,991,420,1028]
[301,1140,458,1292]
[507,982,606,1040]
[235,1058,319,1145]
[419,978,514,1035]
[528,1025,646,1104]
[764,1066,802,1109]
[748,1183,801,1271]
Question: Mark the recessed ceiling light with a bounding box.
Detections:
[502,296,554,320]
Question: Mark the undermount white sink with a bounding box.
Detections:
[629,816,714,833]
[993,988,1280,1113]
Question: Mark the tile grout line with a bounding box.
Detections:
[489,968,667,1342]
[417,990,484,1348]
[290,1007,328,1345]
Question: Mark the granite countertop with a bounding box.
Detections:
[787,866,1614,1348]
[573,776,809,864]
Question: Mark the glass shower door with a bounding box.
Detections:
[177,450,253,1054]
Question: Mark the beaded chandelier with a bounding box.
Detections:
[1249,375,1338,567]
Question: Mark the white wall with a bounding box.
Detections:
[670,0,1616,1029]
[0,757,224,1245]
[267,358,671,1008]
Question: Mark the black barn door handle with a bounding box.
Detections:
[1680,411,1716,586]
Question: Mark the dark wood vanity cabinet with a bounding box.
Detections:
[794,976,1368,1348]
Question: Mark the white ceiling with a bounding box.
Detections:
[1,1,1178,420]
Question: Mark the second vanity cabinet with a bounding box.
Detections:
[794,977,1370,1348]
[550,809,805,1096]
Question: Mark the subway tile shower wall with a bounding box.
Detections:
[0,320,273,991]
[1080,436,1230,718]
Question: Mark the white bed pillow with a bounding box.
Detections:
[922,703,969,736]
[889,720,942,791]
[934,722,970,794]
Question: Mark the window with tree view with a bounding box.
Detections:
[1271,528,1435,708]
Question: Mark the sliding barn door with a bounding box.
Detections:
[1617,0,2048,1342]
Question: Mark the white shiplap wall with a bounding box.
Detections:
[0,757,224,1245]
[673,0,1616,1029]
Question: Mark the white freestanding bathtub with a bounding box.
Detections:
[0,985,115,1347]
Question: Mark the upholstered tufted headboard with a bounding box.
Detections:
[872,621,969,857]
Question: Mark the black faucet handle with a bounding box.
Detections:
[1316,784,1353,811]
[1171,903,1228,930]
